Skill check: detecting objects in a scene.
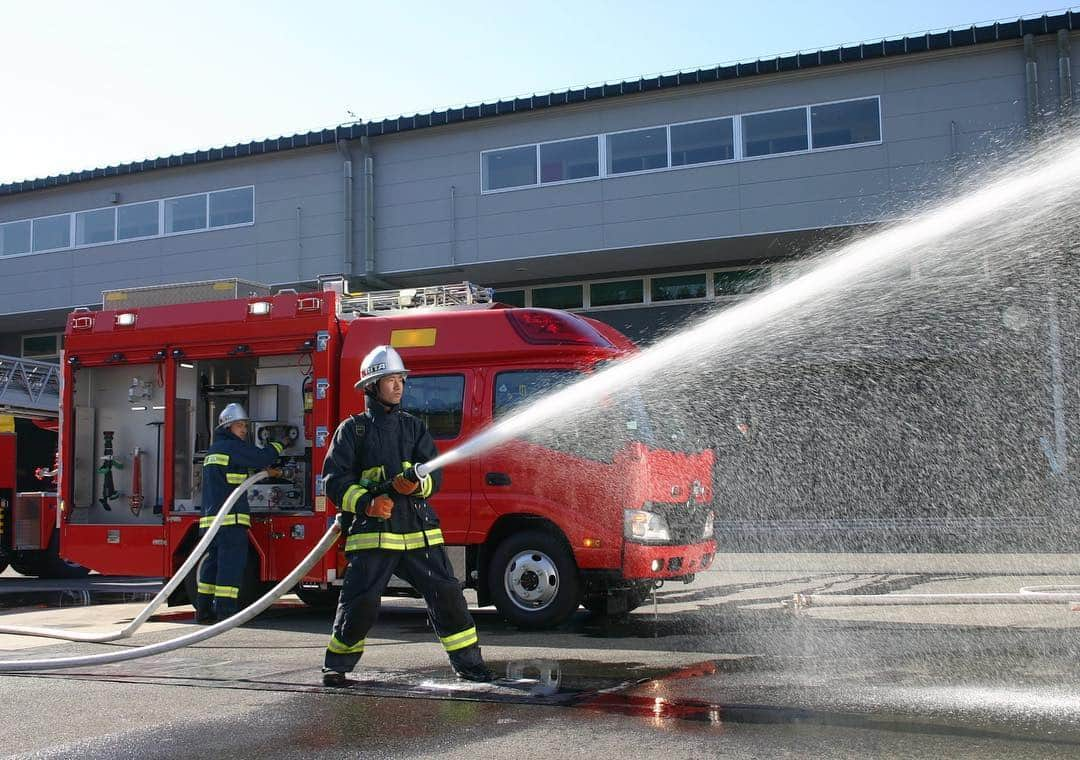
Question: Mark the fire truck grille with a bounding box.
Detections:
[649,502,709,544]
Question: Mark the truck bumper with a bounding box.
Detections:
[622,539,715,580]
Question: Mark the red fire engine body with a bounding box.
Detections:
[54,282,715,628]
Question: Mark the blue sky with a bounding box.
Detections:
[0,1,1068,184]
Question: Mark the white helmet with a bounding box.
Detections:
[218,402,249,428]
[356,345,409,390]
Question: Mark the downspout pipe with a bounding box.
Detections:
[335,137,354,282]
[1025,34,1041,133]
[1058,29,1073,118]
[357,136,393,290]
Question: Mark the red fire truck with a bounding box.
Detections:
[53,279,715,628]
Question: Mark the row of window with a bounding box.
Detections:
[481,96,881,193]
[494,267,770,311]
[0,186,255,258]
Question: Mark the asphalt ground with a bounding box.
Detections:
[2,565,1080,758]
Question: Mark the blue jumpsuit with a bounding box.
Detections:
[196,427,282,620]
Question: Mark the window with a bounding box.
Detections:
[402,374,465,439]
[540,137,599,183]
[22,333,61,360]
[494,370,579,418]
[209,187,254,227]
[532,284,583,309]
[32,215,71,252]
[590,280,644,307]
[606,127,668,174]
[165,194,207,233]
[76,208,116,246]
[742,107,809,157]
[482,146,537,191]
[811,98,881,149]
[651,273,706,302]
[671,118,735,166]
[494,289,525,307]
[0,220,31,256]
[117,201,160,240]
[714,268,768,296]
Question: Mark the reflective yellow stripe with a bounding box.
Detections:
[340,484,366,514]
[197,582,216,595]
[327,634,365,655]
[360,466,386,482]
[214,585,240,599]
[226,473,247,485]
[344,528,444,552]
[199,514,252,529]
[269,441,284,454]
[440,626,478,652]
[204,454,230,466]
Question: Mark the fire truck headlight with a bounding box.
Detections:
[702,510,714,540]
[624,509,671,543]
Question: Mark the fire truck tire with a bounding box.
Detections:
[295,586,341,610]
[26,534,91,579]
[489,530,580,630]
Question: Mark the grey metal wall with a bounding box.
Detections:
[0,146,346,315]
[371,40,1056,278]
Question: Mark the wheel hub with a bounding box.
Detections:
[504,550,559,611]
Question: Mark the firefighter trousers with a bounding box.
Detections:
[324,544,479,673]
[196,524,249,619]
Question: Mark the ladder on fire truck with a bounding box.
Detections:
[337,281,493,315]
[0,355,61,417]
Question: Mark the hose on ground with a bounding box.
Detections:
[786,585,1080,611]
[0,471,268,643]
[0,522,341,671]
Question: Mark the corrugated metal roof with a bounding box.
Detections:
[2,9,1076,197]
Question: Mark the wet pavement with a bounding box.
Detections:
[2,567,1080,758]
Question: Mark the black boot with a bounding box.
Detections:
[450,646,495,683]
[322,668,357,687]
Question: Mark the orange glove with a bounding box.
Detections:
[392,473,419,495]
[365,494,394,520]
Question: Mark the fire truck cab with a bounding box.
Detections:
[57,279,715,628]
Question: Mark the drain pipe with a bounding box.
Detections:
[335,138,355,282]
[0,522,341,672]
[0,472,268,643]
[1058,29,1073,118]
[1025,34,1041,132]
[357,137,394,290]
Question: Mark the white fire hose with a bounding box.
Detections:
[786,585,1080,611]
[0,471,269,643]
[0,520,340,671]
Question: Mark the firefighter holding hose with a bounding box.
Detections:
[196,403,284,623]
[320,345,494,686]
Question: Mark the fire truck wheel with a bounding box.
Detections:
[295,586,341,610]
[489,530,580,630]
[31,534,91,579]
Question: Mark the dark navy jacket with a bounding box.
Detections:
[322,400,442,548]
[201,428,282,526]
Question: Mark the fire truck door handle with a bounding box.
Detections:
[485,472,511,486]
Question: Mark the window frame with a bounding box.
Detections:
[478,96,882,194]
[21,332,63,360]
[0,185,256,258]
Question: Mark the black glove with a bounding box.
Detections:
[334,511,354,533]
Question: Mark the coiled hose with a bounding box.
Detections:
[0,471,269,643]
